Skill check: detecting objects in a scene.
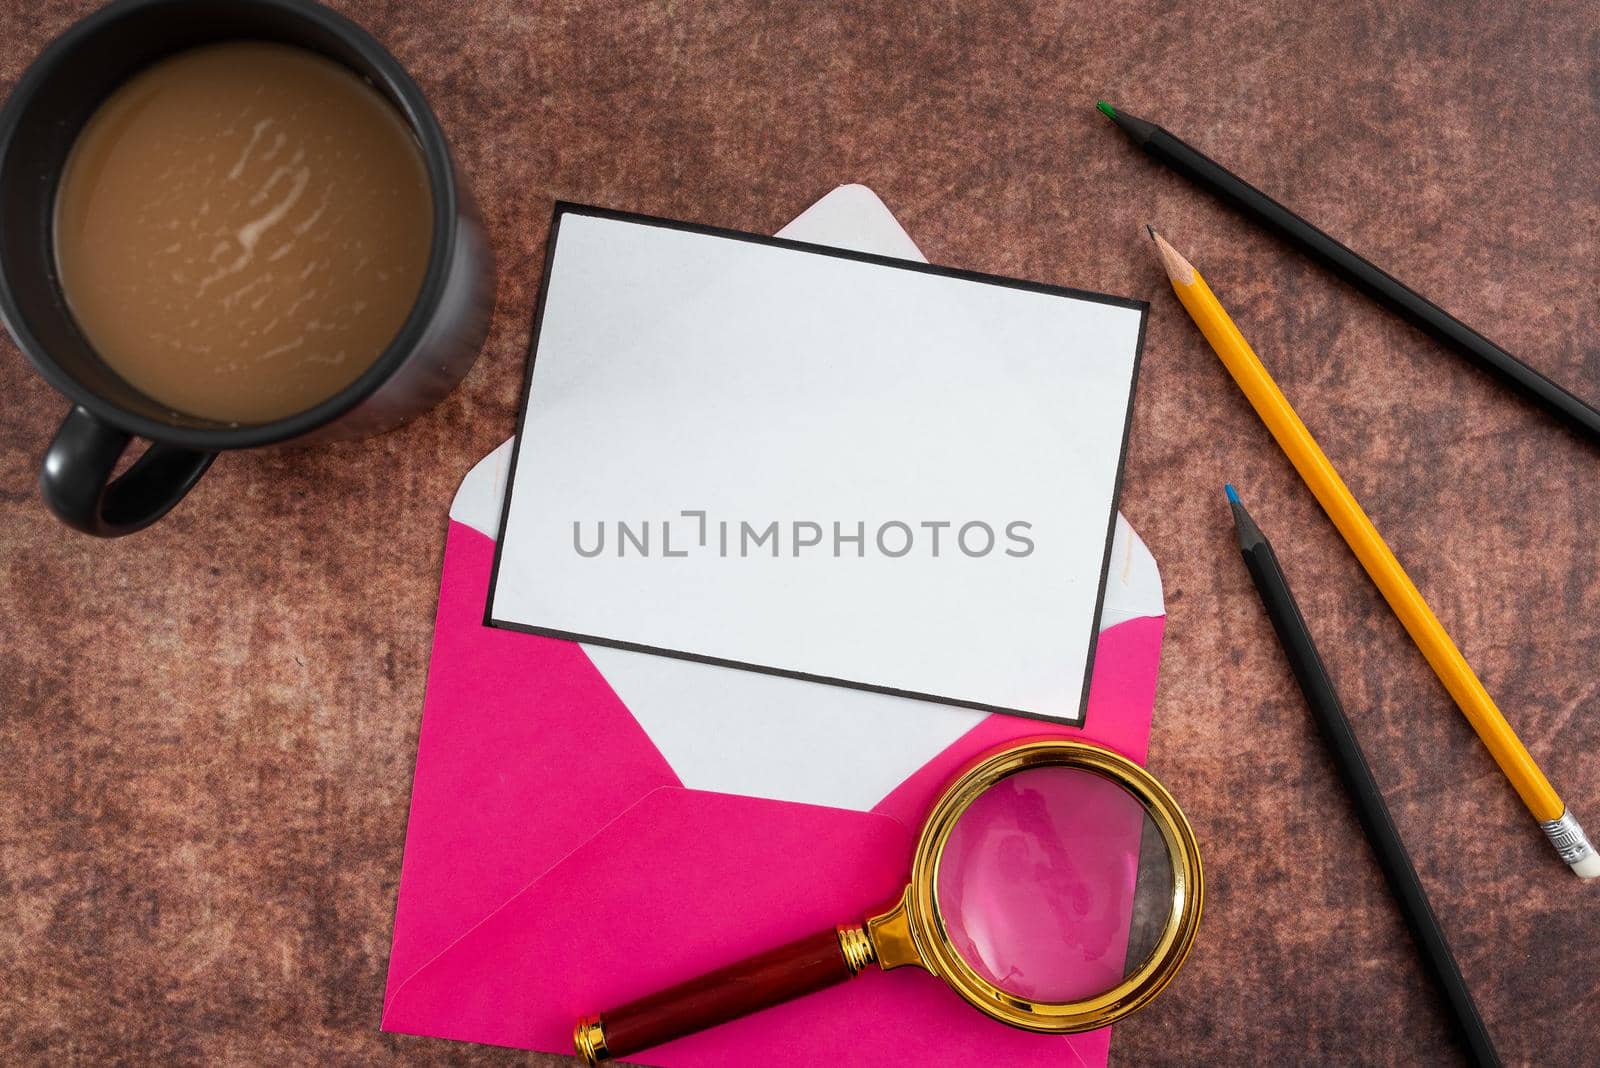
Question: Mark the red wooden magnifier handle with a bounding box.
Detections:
[577,928,857,1062]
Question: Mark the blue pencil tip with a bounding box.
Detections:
[1224,483,1240,505]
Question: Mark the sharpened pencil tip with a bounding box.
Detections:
[1145,224,1157,241]
[1227,486,1264,548]
[1097,102,1157,144]
[1147,229,1197,285]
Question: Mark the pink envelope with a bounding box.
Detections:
[381,187,1167,1066]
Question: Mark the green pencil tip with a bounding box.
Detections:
[1095,100,1116,119]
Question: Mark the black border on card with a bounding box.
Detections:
[484,201,1150,727]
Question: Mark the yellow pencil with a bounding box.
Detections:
[1149,228,1597,879]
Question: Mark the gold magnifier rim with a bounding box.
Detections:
[897,737,1203,1033]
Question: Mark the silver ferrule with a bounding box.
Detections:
[1539,810,1597,868]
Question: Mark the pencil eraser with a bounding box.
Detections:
[1541,811,1600,879]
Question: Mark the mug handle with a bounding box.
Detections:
[40,406,216,537]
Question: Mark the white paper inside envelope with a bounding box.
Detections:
[452,186,1162,811]
[486,200,1146,723]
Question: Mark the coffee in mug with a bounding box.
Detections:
[53,40,433,424]
[0,0,493,537]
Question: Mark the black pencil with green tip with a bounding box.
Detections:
[1097,100,1600,442]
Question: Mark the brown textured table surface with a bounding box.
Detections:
[3,2,1598,1064]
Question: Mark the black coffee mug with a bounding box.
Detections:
[0,0,493,536]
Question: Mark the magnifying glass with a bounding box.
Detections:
[574,738,1202,1064]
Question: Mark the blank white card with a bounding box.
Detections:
[487,206,1146,724]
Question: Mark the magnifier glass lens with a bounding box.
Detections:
[935,764,1175,1003]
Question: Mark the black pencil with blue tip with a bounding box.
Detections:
[1226,483,1500,1068]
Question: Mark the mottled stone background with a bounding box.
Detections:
[2,1,1597,1064]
